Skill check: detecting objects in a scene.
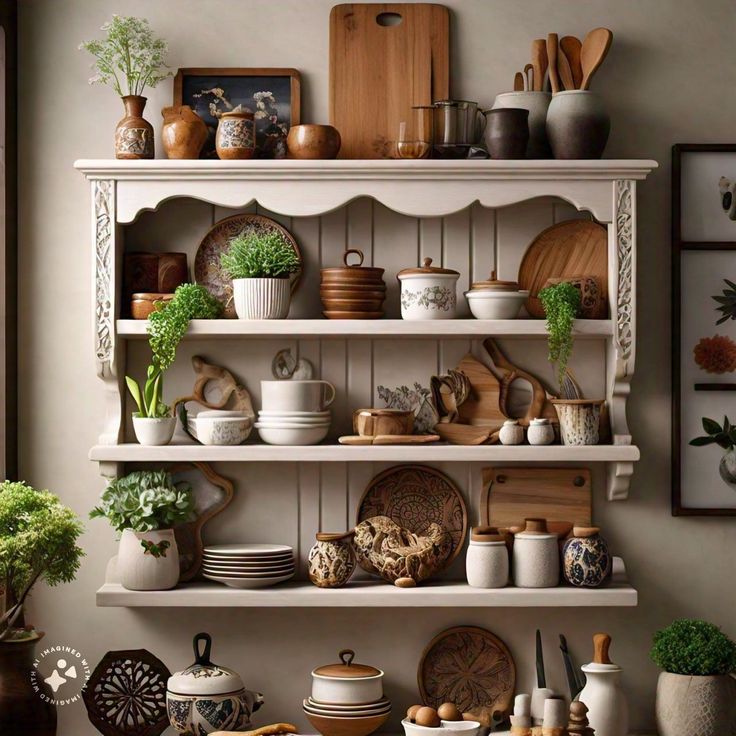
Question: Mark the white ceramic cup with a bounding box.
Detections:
[261,380,336,413]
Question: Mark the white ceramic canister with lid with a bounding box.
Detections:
[512,518,560,588]
[397,258,460,320]
[465,526,510,588]
[311,649,384,704]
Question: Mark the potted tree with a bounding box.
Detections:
[90,470,194,591]
[0,481,84,736]
[80,15,171,159]
[651,619,736,736]
[540,281,604,444]
[127,284,222,446]
[220,231,301,319]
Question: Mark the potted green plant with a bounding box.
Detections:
[127,284,222,446]
[689,415,736,486]
[540,281,604,445]
[220,231,300,319]
[80,15,171,159]
[651,619,736,736]
[0,481,84,736]
[91,470,194,591]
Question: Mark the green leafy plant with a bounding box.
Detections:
[650,619,736,676]
[126,364,169,418]
[0,481,84,640]
[712,279,736,325]
[689,416,736,451]
[539,281,582,392]
[220,231,300,280]
[80,15,171,97]
[90,470,194,533]
[140,539,171,558]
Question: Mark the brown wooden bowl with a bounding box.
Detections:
[287,124,342,160]
[131,292,174,319]
[305,711,390,736]
[321,298,385,312]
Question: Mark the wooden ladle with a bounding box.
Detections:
[580,27,613,90]
[560,36,583,88]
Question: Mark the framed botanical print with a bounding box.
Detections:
[173,67,301,159]
[673,144,736,514]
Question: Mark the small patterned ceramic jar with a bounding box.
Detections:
[527,417,555,445]
[397,258,460,320]
[562,525,612,587]
[499,419,524,445]
[308,531,356,588]
[216,110,256,160]
[465,526,510,588]
[512,518,560,588]
[552,399,604,445]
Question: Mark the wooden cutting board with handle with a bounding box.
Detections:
[481,467,591,537]
[329,3,450,159]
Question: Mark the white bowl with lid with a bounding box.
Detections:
[397,258,460,320]
[311,648,384,705]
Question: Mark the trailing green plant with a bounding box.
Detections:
[0,481,84,640]
[689,415,736,451]
[539,281,581,393]
[80,15,171,97]
[650,619,736,676]
[220,231,300,280]
[90,470,194,533]
[712,278,736,325]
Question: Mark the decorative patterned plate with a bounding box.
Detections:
[418,626,515,727]
[83,649,171,736]
[194,214,303,317]
[356,464,468,569]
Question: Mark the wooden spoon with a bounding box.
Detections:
[523,63,534,92]
[580,27,613,90]
[531,40,547,92]
[514,72,525,91]
[546,33,561,93]
[557,47,576,91]
[560,36,583,88]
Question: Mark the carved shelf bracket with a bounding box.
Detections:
[94,179,115,378]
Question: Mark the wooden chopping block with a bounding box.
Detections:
[455,353,508,429]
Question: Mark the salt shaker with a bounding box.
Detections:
[512,518,560,588]
[527,417,555,445]
[499,419,524,445]
[465,526,510,588]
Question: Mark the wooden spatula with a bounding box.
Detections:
[560,36,583,88]
[557,47,576,91]
[514,72,525,91]
[524,63,534,91]
[531,40,547,92]
[546,33,561,93]
[580,27,613,90]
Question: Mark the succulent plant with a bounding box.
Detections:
[712,279,736,325]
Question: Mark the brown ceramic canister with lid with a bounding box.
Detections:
[311,649,384,704]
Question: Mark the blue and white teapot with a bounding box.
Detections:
[167,632,264,735]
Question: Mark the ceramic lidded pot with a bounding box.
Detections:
[161,105,208,159]
[320,249,386,319]
[216,110,256,160]
[465,526,511,589]
[483,108,529,159]
[527,417,555,445]
[546,90,610,159]
[311,649,384,705]
[512,518,560,588]
[499,419,524,446]
[167,633,264,736]
[562,525,612,587]
[397,258,460,320]
[492,91,552,158]
[308,531,356,588]
[465,271,529,319]
[115,95,154,159]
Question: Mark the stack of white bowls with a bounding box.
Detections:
[256,380,335,446]
[202,544,295,589]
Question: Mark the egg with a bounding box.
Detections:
[407,705,423,722]
[437,702,463,721]
[415,706,441,728]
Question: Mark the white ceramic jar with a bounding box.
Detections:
[311,649,384,704]
[465,527,510,588]
[132,416,176,446]
[512,518,560,588]
[499,419,524,445]
[397,258,460,320]
[527,417,555,445]
[117,528,180,591]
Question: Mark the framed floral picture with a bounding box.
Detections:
[173,67,300,159]
[673,144,736,514]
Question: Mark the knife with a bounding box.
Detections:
[559,634,586,699]
[536,629,546,688]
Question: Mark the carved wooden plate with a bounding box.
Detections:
[194,214,302,317]
[83,649,171,736]
[418,626,515,727]
[356,464,468,569]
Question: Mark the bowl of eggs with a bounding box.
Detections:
[403,704,481,736]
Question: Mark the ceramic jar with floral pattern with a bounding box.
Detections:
[308,531,356,588]
[562,525,612,587]
[167,633,264,735]
[216,110,256,160]
[397,258,460,320]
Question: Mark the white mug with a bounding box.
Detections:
[260,380,336,413]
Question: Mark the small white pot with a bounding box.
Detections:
[132,415,176,446]
[233,277,291,319]
[465,532,509,589]
[465,290,527,319]
[512,522,559,588]
[311,649,384,705]
[117,528,180,591]
[397,258,459,320]
[527,417,555,445]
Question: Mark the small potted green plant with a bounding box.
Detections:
[540,281,604,445]
[689,415,736,486]
[651,619,736,736]
[127,284,222,446]
[91,470,194,591]
[220,231,300,319]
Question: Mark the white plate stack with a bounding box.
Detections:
[202,544,295,589]
[255,410,331,446]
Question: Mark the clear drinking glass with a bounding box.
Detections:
[396,106,433,159]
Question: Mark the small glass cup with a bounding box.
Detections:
[396,106,433,159]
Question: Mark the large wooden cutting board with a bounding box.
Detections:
[329,3,450,159]
[481,467,591,536]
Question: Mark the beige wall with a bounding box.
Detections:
[17,0,736,733]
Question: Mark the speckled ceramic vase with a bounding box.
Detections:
[512,518,559,588]
[562,526,612,587]
[546,90,610,159]
[308,531,356,588]
[552,399,604,445]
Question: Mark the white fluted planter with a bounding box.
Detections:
[118,528,180,591]
[233,278,291,319]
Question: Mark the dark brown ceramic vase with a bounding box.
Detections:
[484,108,529,159]
[0,634,57,736]
[546,91,610,159]
[115,95,154,159]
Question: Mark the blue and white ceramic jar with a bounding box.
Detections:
[167,632,264,735]
[562,526,612,587]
